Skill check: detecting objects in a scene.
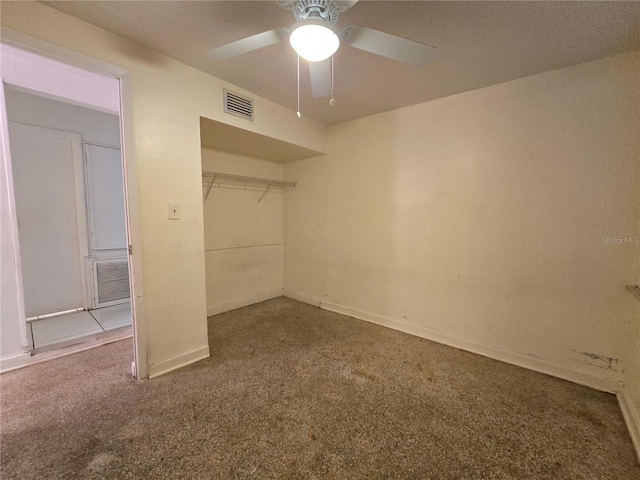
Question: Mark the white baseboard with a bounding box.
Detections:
[282,289,321,307]
[207,290,283,317]
[282,291,619,393]
[618,383,640,462]
[0,352,31,373]
[148,345,210,379]
[324,300,619,393]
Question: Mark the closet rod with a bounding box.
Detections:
[202,171,296,202]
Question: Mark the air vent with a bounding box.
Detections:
[224,89,254,121]
[93,259,130,307]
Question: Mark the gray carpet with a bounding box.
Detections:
[1,297,638,479]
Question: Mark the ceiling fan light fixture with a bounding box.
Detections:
[289,20,340,62]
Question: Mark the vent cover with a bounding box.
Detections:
[94,259,130,307]
[224,89,254,121]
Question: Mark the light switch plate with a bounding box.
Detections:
[168,203,180,220]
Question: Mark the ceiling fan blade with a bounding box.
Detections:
[343,26,437,67]
[207,29,286,61]
[333,1,360,11]
[308,59,332,98]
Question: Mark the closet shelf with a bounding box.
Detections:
[202,171,297,202]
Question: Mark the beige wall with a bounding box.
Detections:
[0,1,326,377]
[201,149,284,315]
[285,51,640,391]
[627,292,640,453]
[625,125,640,451]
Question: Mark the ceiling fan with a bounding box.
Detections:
[207,0,437,101]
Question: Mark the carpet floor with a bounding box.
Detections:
[1,297,638,479]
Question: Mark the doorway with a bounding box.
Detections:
[7,94,131,352]
[0,42,143,375]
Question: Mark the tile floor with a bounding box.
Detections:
[28,302,132,351]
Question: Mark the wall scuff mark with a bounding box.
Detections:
[578,352,619,370]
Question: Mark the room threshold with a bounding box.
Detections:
[27,303,133,357]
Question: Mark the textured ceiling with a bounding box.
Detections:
[43,1,640,125]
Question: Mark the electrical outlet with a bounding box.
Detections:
[168,203,180,220]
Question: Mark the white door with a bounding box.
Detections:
[85,143,127,252]
[84,143,130,308]
[9,122,89,317]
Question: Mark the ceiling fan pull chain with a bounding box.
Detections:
[330,55,336,107]
[297,54,301,118]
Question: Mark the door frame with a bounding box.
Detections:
[0,30,147,379]
[0,81,28,354]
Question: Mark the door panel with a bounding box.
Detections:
[85,143,126,251]
[9,123,86,317]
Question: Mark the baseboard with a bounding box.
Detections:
[207,290,283,317]
[281,291,619,393]
[282,289,321,307]
[618,383,640,462]
[0,352,31,373]
[148,345,210,379]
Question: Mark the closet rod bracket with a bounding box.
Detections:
[258,181,274,203]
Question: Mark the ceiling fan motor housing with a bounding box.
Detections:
[279,0,342,24]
